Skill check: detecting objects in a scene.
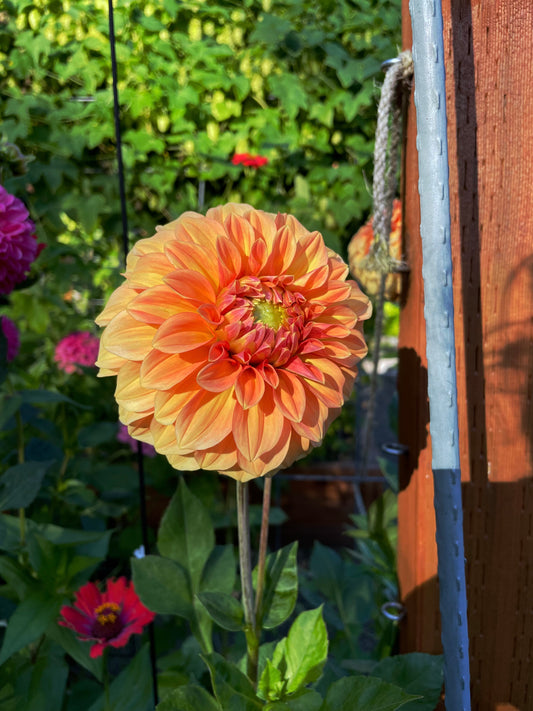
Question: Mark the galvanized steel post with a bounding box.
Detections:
[409,1,471,708]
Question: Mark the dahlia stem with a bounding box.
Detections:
[236,481,259,685]
[254,476,272,620]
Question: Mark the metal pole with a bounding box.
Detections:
[409,2,471,709]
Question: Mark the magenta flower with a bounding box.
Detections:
[1,316,20,361]
[59,578,155,659]
[0,186,40,295]
[231,152,269,168]
[117,423,156,457]
[54,331,100,374]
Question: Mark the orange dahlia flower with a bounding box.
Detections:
[348,199,403,302]
[96,203,371,482]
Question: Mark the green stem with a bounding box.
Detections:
[15,410,26,547]
[254,476,272,620]
[103,647,111,711]
[236,480,259,686]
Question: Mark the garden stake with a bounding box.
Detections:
[409,1,471,708]
[107,1,158,705]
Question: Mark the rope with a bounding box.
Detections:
[107,2,158,705]
[359,51,413,481]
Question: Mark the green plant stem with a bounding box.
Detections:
[103,647,111,711]
[236,480,259,686]
[254,476,272,619]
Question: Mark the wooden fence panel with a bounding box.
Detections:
[399,2,533,708]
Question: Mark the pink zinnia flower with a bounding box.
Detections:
[54,331,100,374]
[58,578,155,659]
[0,186,40,295]
[117,423,156,457]
[1,315,20,361]
[231,153,269,168]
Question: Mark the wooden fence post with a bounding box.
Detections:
[399,2,533,708]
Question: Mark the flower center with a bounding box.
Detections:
[252,299,287,330]
[92,602,123,640]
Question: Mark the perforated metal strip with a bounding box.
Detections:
[409,1,471,708]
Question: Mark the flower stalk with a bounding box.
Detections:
[236,481,259,685]
[254,476,272,620]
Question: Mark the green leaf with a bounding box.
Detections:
[196,592,244,632]
[203,652,263,711]
[266,690,323,710]
[258,659,284,702]
[25,640,69,711]
[19,389,90,408]
[78,422,118,447]
[254,542,298,630]
[0,591,61,665]
[0,395,22,429]
[158,479,215,593]
[268,75,308,120]
[321,676,421,711]
[46,623,103,682]
[131,554,192,617]
[156,684,221,711]
[200,545,236,595]
[283,606,328,693]
[0,555,33,598]
[0,461,53,511]
[370,653,444,710]
[88,645,154,711]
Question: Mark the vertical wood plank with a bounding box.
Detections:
[399,1,533,707]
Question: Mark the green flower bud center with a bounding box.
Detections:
[252,300,287,330]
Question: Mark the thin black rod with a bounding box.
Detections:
[107,1,158,705]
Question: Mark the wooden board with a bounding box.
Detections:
[399,1,533,708]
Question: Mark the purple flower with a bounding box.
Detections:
[1,316,20,361]
[0,186,39,295]
[55,331,100,374]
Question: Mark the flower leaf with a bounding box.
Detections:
[320,676,421,711]
[202,652,263,711]
[131,555,192,617]
[200,544,236,595]
[0,591,61,665]
[254,541,298,630]
[0,460,53,511]
[196,592,244,632]
[157,479,215,594]
[156,684,221,711]
[369,653,444,711]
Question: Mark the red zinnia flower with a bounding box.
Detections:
[58,578,155,658]
[231,153,269,168]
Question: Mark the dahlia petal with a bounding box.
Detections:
[290,390,326,443]
[288,230,328,277]
[175,215,225,247]
[306,279,352,303]
[194,434,239,470]
[262,225,297,275]
[126,252,175,289]
[273,370,306,422]
[152,313,215,354]
[167,452,202,470]
[292,264,329,291]
[284,357,325,383]
[95,285,138,326]
[127,285,190,325]
[175,388,235,450]
[236,417,292,478]
[164,269,217,305]
[206,202,252,222]
[216,236,242,284]
[102,312,156,360]
[233,388,283,461]
[154,382,199,426]
[196,358,241,392]
[151,421,183,453]
[248,238,268,274]
[248,210,277,249]
[164,241,220,287]
[235,366,265,409]
[116,361,156,412]
[96,342,127,374]
[140,349,204,390]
